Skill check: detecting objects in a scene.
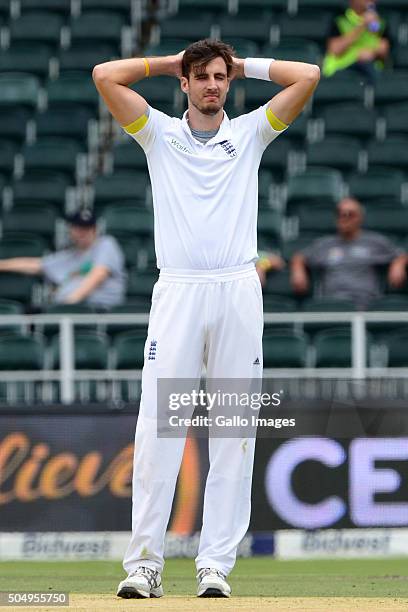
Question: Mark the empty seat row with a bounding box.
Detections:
[2,326,408,370]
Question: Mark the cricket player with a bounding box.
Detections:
[93,39,319,599]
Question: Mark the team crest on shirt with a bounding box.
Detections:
[218,139,237,158]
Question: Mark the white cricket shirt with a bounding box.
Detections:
[125,104,285,270]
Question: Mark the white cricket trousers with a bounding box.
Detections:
[123,263,263,577]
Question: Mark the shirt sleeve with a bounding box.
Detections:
[236,103,288,152]
[123,106,170,154]
[93,236,125,277]
[369,233,403,264]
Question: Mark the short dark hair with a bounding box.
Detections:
[182,39,235,79]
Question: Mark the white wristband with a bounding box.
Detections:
[244,57,274,81]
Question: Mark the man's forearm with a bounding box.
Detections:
[234,57,319,85]
[93,55,180,86]
[0,257,41,275]
[328,25,365,56]
[64,266,109,304]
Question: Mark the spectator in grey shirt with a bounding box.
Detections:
[290,197,408,310]
[0,209,126,308]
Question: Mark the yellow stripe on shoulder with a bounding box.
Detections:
[266,107,288,131]
[123,113,148,134]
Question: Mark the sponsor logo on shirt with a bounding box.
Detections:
[169,138,193,154]
[148,340,157,361]
[218,139,237,158]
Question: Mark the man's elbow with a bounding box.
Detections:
[305,64,321,83]
[92,63,109,84]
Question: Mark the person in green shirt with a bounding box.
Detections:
[323,0,389,83]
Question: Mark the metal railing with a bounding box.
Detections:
[0,311,408,403]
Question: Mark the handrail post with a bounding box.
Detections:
[60,317,74,404]
[352,313,366,379]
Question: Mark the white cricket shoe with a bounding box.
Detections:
[196,568,231,598]
[117,566,163,599]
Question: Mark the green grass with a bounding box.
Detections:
[0,558,407,598]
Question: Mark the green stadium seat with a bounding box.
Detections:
[81,0,133,17]
[379,0,408,8]
[106,304,149,337]
[2,203,58,245]
[115,235,145,268]
[264,268,303,298]
[9,12,63,49]
[93,171,149,209]
[314,328,353,367]
[219,14,273,45]
[159,16,214,41]
[51,331,109,369]
[363,206,408,237]
[367,295,408,339]
[313,72,365,110]
[394,47,408,70]
[321,103,377,142]
[0,140,18,178]
[281,112,308,145]
[12,171,70,209]
[46,73,99,112]
[130,77,178,106]
[222,38,259,58]
[242,79,282,110]
[0,0,9,19]
[0,44,52,80]
[258,169,274,200]
[0,73,40,110]
[278,10,332,47]
[264,39,321,65]
[383,103,408,137]
[0,334,44,370]
[302,297,355,336]
[19,0,71,15]
[0,235,47,258]
[373,72,408,106]
[263,296,297,331]
[295,0,347,10]
[262,295,297,312]
[0,274,36,303]
[259,138,292,180]
[238,0,287,10]
[280,235,320,260]
[0,299,24,335]
[297,205,337,233]
[112,141,148,172]
[257,209,282,242]
[127,269,159,299]
[21,138,83,181]
[41,303,96,338]
[286,168,343,213]
[104,204,154,238]
[383,329,408,367]
[145,39,193,57]
[0,108,31,144]
[367,137,408,173]
[114,330,147,369]
[306,136,361,173]
[348,169,404,205]
[263,330,308,368]
[58,45,117,73]
[69,12,125,54]
[34,107,94,146]
[178,0,230,14]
